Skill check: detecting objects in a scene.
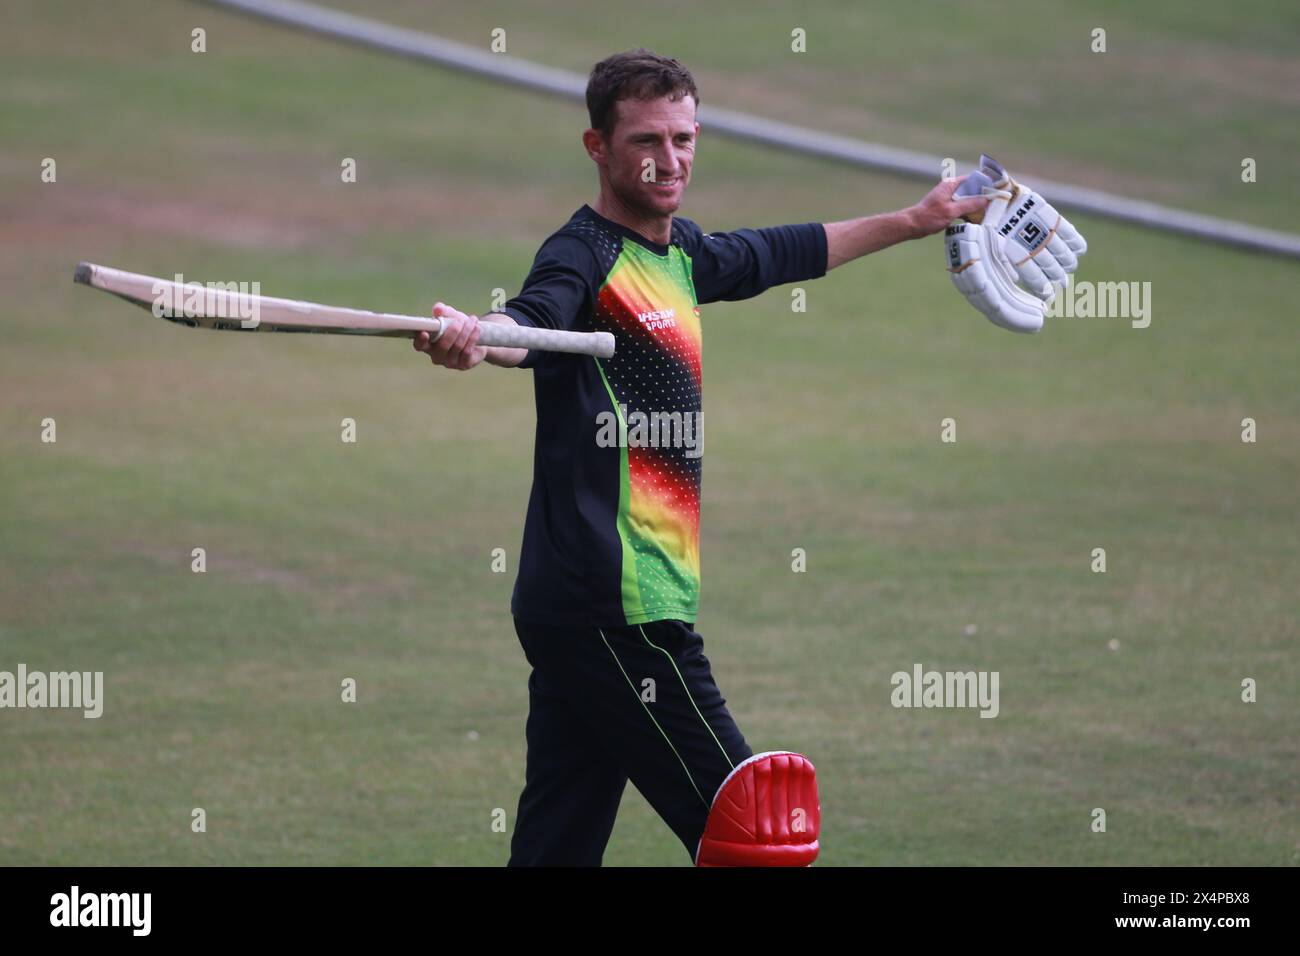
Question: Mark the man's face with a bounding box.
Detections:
[594,94,698,217]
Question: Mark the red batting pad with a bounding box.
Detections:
[696,751,821,867]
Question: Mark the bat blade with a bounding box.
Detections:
[75,261,441,336]
[72,262,616,357]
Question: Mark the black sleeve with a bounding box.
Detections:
[500,234,603,369]
[681,219,828,304]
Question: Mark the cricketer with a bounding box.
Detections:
[411,49,990,866]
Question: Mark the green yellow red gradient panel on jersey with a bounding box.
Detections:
[596,240,703,623]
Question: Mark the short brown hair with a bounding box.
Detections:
[586,49,699,138]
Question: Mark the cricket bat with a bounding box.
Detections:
[73,262,615,358]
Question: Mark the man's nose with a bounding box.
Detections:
[652,146,679,169]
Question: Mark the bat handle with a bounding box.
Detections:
[428,312,615,358]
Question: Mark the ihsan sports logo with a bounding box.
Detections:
[637,308,677,331]
[945,224,967,268]
[998,195,1038,237]
[1012,216,1050,253]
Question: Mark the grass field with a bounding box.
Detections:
[1,0,1297,865]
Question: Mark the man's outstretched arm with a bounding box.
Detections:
[824,177,991,270]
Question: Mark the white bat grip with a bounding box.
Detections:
[437,316,615,358]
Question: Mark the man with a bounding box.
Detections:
[412,49,989,866]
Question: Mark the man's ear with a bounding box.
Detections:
[582,127,606,164]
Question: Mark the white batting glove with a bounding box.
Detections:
[946,155,1088,332]
[945,220,1050,333]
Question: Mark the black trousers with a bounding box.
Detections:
[508,618,753,866]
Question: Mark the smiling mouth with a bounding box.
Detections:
[652,177,680,188]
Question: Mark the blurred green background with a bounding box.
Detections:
[1,0,1296,865]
